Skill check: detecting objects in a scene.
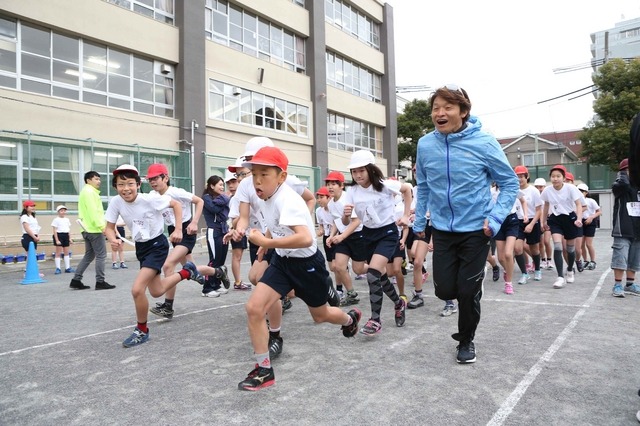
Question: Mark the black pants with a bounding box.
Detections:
[432,229,490,343]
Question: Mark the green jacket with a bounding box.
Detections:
[78,184,105,233]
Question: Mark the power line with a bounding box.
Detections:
[537,85,595,104]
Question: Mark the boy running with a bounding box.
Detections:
[237,147,361,391]
[104,164,204,347]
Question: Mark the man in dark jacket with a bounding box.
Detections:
[610,158,640,297]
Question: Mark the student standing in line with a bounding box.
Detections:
[51,205,74,274]
[104,164,205,347]
[342,149,412,336]
[237,147,361,391]
[227,157,252,290]
[413,85,518,364]
[540,165,583,289]
[534,178,554,271]
[315,186,343,298]
[20,200,40,252]
[513,166,543,283]
[577,183,601,270]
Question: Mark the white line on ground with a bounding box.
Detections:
[486,268,610,426]
[0,302,245,358]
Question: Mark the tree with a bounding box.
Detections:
[396,99,433,165]
[580,58,640,170]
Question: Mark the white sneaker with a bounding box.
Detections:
[553,277,565,288]
[541,260,548,269]
[517,273,529,285]
[565,270,575,283]
[406,263,414,271]
[216,287,229,295]
[546,262,555,271]
[202,290,220,298]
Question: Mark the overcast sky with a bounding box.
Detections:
[391,0,640,138]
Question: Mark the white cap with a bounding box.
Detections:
[243,137,274,158]
[55,205,67,212]
[348,150,376,169]
[224,169,237,183]
[533,178,546,186]
[228,156,245,173]
[577,183,589,192]
[113,164,139,175]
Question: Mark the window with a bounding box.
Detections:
[522,152,545,167]
[0,15,174,117]
[325,0,380,50]
[326,51,381,102]
[105,0,175,24]
[205,0,306,73]
[208,79,308,137]
[328,113,383,157]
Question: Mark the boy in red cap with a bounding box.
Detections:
[237,146,361,391]
[104,164,204,347]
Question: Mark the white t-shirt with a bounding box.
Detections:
[51,217,71,233]
[105,193,171,242]
[20,214,40,234]
[260,183,317,258]
[343,179,402,229]
[583,198,600,219]
[520,185,543,219]
[540,184,583,216]
[327,191,362,234]
[150,186,193,225]
[315,206,333,236]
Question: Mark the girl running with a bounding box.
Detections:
[577,183,601,270]
[342,149,412,336]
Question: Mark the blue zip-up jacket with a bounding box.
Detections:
[413,116,518,236]
[203,193,230,233]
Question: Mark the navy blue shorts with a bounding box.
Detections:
[168,220,196,254]
[21,233,37,251]
[334,231,367,262]
[362,223,399,263]
[260,250,330,308]
[517,220,541,245]
[322,235,336,262]
[249,241,273,264]
[53,232,70,247]
[410,224,432,244]
[135,235,169,273]
[116,226,126,240]
[582,220,597,237]
[231,235,247,250]
[494,213,519,241]
[548,213,580,240]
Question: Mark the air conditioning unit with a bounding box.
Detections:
[232,87,242,96]
[160,64,172,75]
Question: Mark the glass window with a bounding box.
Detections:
[0,39,16,73]
[21,24,49,56]
[0,164,17,194]
[52,86,79,100]
[22,53,50,80]
[52,61,78,85]
[52,33,78,63]
[133,56,153,81]
[0,16,17,39]
[110,73,130,96]
[21,79,50,95]
[24,169,52,195]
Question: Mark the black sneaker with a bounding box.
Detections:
[238,364,275,391]
[69,279,89,290]
[150,302,174,319]
[268,336,283,359]
[456,341,476,364]
[327,281,340,307]
[341,308,362,337]
[95,281,116,290]
[216,265,231,289]
[281,296,292,313]
[183,261,204,283]
[339,290,360,306]
[576,260,585,273]
[395,298,407,327]
[492,266,500,282]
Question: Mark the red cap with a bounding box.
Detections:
[514,165,528,175]
[324,171,345,183]
[550,164,566,176]
[22,200,35,208]
[242,146,288,171]
[316,186,330,196]
[146,163,169,179]
[565,172,574,181]
[620,158,629,171]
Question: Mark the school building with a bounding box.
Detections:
[0,0,398,241]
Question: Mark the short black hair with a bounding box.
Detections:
[112,171,141,188]
[84,171,100,183]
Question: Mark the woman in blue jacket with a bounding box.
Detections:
[413,85,518,364]
[202,175,231,297]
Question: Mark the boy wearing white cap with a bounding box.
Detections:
[51,205,74,274]
[104,164,204,348]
